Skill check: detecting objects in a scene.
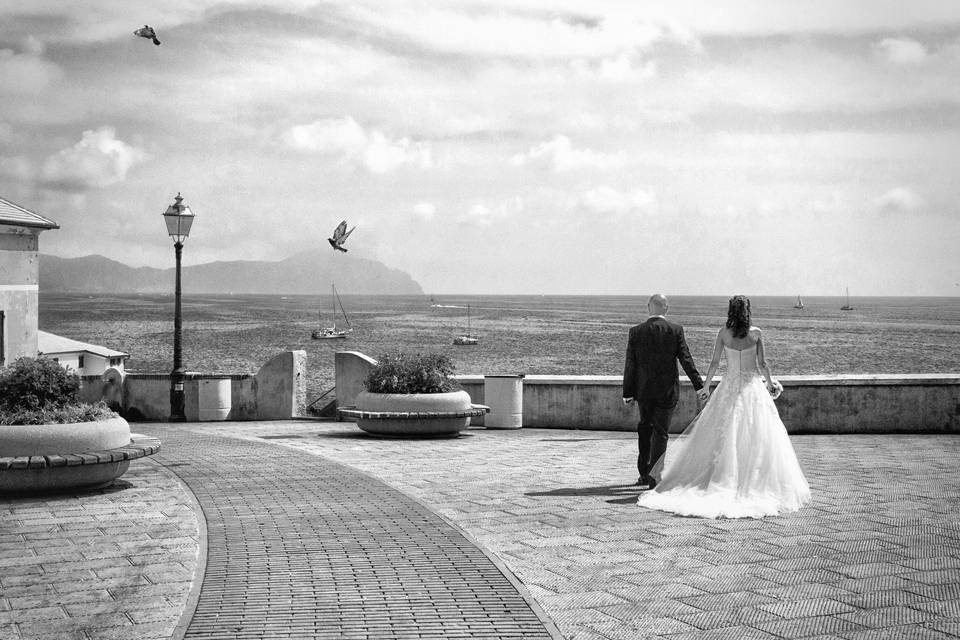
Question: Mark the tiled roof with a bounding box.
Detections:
[38,331,129,359]
[0,197,59,229]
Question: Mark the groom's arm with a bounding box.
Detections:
[623,328,638,400]
[676,326,704,391]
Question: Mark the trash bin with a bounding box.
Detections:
[198,377,232,421]
[483,375,524,429]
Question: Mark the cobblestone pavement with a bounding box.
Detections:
[148,423,559,639]
[202,421,960,640]
[3,421,960,640]
[0,456,200,640]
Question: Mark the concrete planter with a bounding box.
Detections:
[0,416,157,494]
[354,390,474,437]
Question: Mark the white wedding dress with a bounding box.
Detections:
[637,343,811,518]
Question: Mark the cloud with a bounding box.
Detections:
[358,7,684,60]
[580,185,657,216]
[39,127,148,190]
[0,155,33,181]
[872,187,925,214]
[511,135,626,172]
[0,48,63,94]
[283,117,433,173]
[411,202,436,220]
[0,122,14,144]
[458,197,523,226]
[875,37,928,64]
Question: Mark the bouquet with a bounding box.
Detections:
[767,379,783,400]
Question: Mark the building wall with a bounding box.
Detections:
[0,228,40,365]
[39,351,121,376]
[1,207,55,366]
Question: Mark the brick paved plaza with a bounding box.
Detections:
[2,421,960,639]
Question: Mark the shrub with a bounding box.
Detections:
[0,401,117,426]
[0,357,80,412]
[0,357,119,424]
[363,352,461,394]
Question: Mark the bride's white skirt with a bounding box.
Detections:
[637,375,811,519]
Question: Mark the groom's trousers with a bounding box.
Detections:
[637,402,673,477]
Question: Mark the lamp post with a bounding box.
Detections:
[162,192,195,422]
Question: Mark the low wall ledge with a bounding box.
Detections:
[458,373,960,386]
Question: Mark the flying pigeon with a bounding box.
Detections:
[134,25,161,45]
[328,220,355,252]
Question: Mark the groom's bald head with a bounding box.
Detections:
[648,294,669,315]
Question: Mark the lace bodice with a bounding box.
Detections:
[724,344,761,381]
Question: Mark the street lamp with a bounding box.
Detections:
[162,192,195,422]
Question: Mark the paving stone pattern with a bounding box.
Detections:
[4,421,960,640]
[149,424,559,639]
[203,422,960,640]
[0,460,200,640]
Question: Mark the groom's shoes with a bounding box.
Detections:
[634,475,657,489]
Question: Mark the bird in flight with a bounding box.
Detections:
[328,220,355,252]
[134,25,161,45]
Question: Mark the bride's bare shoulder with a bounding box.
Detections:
[750,326,763,339]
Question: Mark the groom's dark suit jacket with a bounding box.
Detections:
[623,316,703,408]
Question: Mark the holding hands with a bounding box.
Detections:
[696,387,709,402]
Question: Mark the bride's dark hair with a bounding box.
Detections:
[726,295,751,338]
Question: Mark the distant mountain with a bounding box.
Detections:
[40,251,424,295]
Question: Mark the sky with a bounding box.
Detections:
[1,1,959,296]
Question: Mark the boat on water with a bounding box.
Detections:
[312,284,352,339]
[841,287,854,311]
[453,304,479,346]
[794,295,804,309]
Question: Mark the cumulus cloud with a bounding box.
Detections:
[872,187,925,214]
[580,185,657,216]
[361,8,684,60]
[875,37,928,64]
[511,135,626,172]
[40,127,148,190]
[282,117,432,173]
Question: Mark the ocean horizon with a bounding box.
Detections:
[39,293,960,401]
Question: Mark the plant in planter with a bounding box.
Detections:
[0,357,158,494]
[348,351,483,437]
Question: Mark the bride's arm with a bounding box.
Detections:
[701,328,724,395]
[757,331,775,391]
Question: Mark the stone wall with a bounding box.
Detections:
[333,353,960,433]
[80,351,306,422]
[453,374,960,434]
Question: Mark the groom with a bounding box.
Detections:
[623,294,707,488]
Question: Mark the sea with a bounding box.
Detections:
[39,294,960,403]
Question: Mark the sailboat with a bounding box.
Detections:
[793,295,804,309]
[452,304,479,345]
[840,287,854,311]
[312,284,352,339]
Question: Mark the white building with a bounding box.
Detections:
[1,196,59,366]
[37,330,129,376]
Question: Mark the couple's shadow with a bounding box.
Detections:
[526,483,648,505]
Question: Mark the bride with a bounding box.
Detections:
[637,295,811,518]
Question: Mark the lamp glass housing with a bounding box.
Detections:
[162,193,195,243]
